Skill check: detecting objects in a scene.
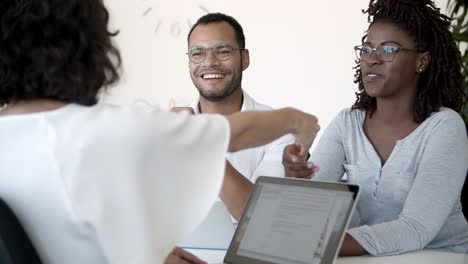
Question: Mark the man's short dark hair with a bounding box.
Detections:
[0,0,121,106]
[188,13,245,49]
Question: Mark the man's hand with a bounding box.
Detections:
[282,143,319,179]
[164,247,207,264]
[171,107,195,115]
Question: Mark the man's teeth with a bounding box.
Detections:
[203,73,225,79]
[367,73,378,77]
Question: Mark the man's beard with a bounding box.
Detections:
[195,70,243,102]
[193,58,244,102]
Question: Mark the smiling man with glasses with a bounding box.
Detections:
[172,13,295,221]
[186,13,248,109]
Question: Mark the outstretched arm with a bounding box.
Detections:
[226,107,319,154]
[172,106,319,154]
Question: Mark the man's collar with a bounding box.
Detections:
[189,99,201,114]
[190,90,254,114]
[240,91,254,111]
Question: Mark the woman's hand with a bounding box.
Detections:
[282,143,319,179]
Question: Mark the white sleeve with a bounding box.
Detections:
[66,108,230,264]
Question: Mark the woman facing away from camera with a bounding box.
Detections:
[0,1,320,264]
[283,0,468,257]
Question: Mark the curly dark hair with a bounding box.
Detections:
[0,0,121,106]
[352,0,466,122]
[188,13,246,49]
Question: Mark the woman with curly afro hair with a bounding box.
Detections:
[0,0,320,263]
[284,0,468,256]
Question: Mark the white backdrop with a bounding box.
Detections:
[102,0,448,145]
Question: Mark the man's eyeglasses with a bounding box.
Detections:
[354,44,420,62]
[187,44,244,64]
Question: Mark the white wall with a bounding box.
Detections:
[103,0,448,144]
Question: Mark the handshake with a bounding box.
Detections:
[171,106,320,179]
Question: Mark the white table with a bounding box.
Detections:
[188,249,468,264]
